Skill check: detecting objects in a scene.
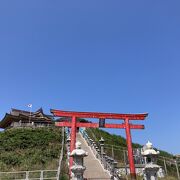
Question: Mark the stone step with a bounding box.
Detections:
[76,133,111,180]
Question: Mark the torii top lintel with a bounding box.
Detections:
[51,109,148,178]
[50,109,148,120]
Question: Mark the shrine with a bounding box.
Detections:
[0,108,53,130]
[51,109,148,179]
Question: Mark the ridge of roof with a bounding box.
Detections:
[11,108,30,114]
[34,108,43,114]
[11,108,50,116]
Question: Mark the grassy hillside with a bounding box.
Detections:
[86,128,178,178]
[86,128,174,157]
[0,125,177,179]
[0,127,63,172]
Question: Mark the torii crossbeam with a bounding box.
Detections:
[51,109,148,179]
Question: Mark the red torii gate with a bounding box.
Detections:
[51,109,148,179]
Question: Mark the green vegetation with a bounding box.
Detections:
[0,127,63,171]
[0,125,178,179]
[86,128,173,158]
[86,128,179,178]
[159,176,177,180]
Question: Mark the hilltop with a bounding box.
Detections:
[0,127,69,180]
[0,125,178,179]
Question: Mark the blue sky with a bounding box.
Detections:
[0,1,180,154]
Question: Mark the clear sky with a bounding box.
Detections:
[0,1,180,154]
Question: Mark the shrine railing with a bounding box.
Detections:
[0,170,58,180]
[9,122,53,129]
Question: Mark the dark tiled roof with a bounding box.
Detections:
[0,108,53,129]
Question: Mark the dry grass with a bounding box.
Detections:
[158,176,177,180]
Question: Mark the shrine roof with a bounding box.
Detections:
[0,108,54,129]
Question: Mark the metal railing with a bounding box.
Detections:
[0,170,58,180]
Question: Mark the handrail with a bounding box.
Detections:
[0,170,57,173]
[0,170,58,180]
[56,127,65,179]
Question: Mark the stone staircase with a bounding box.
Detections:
[76,133,111,180]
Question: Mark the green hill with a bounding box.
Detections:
[86,128,173,158]
[0,125,178,179]
[86,128,178,179]
[0,127,68,180]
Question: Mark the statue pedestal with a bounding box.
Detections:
[143,164,160,180]
[71,165,86,180]
[70,141,88,180]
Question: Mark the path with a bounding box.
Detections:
[76,133,111,180]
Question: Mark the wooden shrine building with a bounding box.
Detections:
[0,108,54,130]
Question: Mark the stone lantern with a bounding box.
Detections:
[99,137,105,156]
[141,141,160,180]
[67,137,71,150]
[66,137,71,163]
[70,141,88,180]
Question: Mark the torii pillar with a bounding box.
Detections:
[51,109,148,180]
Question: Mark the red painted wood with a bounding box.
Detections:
[70,116,76,173]
[55,122,144,129]
[51,109,148,120]
[52,109,148,180]
[125,118,136,179]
